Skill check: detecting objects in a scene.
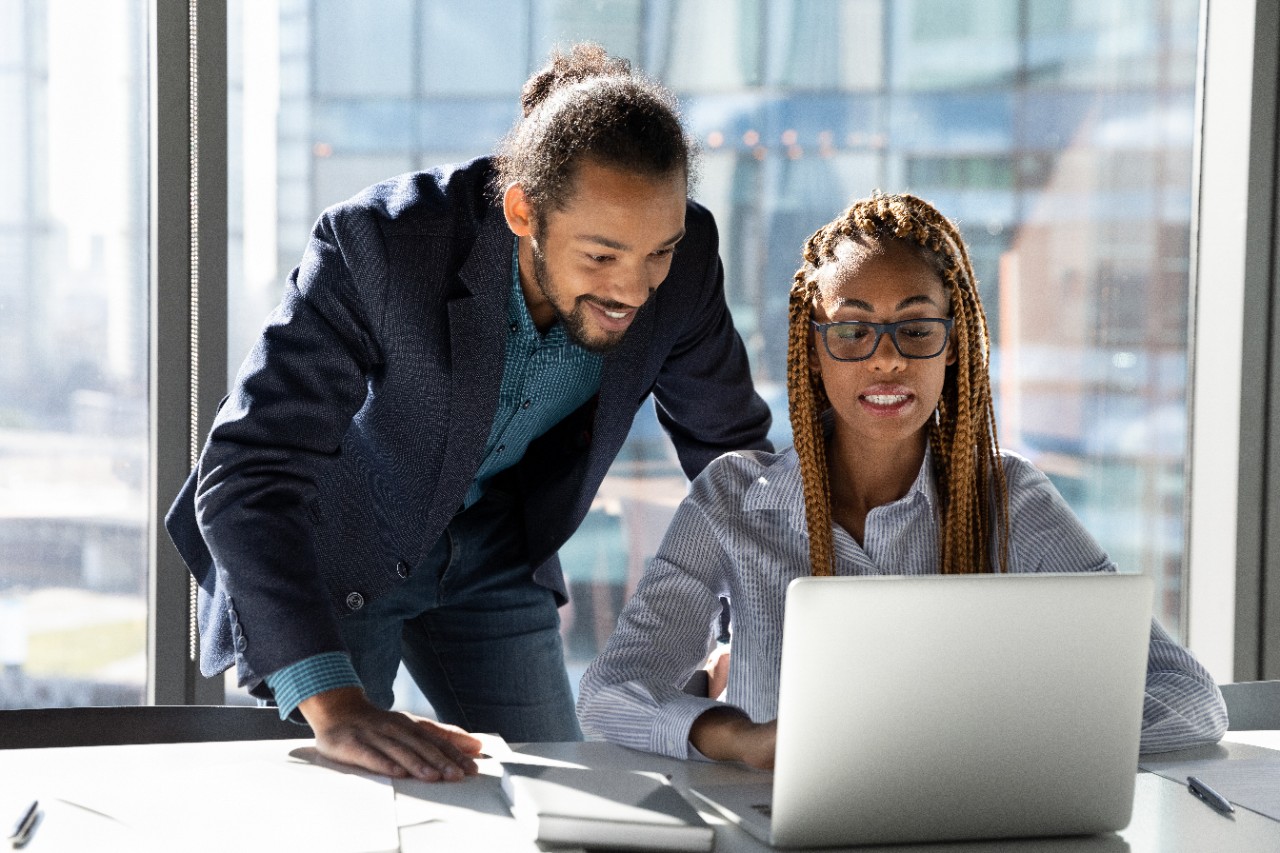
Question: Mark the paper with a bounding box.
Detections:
[395,734,544,852]
[1141,743,1280,822]
[0,740,399,853]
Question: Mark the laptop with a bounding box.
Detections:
[690,572,1153,848]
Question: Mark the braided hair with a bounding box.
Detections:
[787,191,1010,576]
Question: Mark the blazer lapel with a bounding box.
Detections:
[434,209,513,516]
[571,301,656,517]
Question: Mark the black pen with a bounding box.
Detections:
[1187,776,1234,816]
[8,799,39,848]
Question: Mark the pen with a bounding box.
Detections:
[8,800,38,848]
[1187,776,1234,816]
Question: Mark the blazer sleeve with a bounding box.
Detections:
[192,200,391,681]
[651,204,773,480]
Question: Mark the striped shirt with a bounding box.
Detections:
[576,445,1228,758]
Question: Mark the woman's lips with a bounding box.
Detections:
[858,386,915,415]
[863,393,910,406]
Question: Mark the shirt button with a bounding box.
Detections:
[522,399,531,409]
[396,560,412,579]
[509,322,518,332]
[497,444,505,454]
[345,592,365,611]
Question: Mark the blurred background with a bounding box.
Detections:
[0,0,1201,708]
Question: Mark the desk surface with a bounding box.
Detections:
[1,732,1276,852]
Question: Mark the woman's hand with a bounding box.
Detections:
[689,706,776,770]
[704,645,731,699]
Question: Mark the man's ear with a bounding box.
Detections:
[503,183,535,237]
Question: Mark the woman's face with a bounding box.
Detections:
[810,239,955,452]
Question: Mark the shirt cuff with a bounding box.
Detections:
[652,693,749,759]
[264,652,362,722]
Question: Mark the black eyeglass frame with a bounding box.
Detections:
[810,317,955,362]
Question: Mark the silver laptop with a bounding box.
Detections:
[690,572,1153,848]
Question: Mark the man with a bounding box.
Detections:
[166,44,771,781]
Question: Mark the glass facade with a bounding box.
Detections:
[0,0,1201,710]
[0,0,149,708]
[227,0,1202,711]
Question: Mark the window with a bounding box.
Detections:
[225,0,1206,710]
[0,0,149,708]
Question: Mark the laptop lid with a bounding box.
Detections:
[696,572,1152,848]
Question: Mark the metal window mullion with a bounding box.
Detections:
[1253,0,1280,680]
[1187,0,1280,683]
[149,0,228,706]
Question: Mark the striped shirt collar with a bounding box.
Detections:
[742,440,939,534]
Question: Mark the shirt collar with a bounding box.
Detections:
[509,242,570,346]
[743,435,938,534]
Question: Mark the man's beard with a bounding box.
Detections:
[530,240,651,355]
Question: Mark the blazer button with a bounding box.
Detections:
[396,560,412,579]
[346,592,365,611]
[235,635,248,652]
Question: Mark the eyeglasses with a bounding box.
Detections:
[810,317,954,362]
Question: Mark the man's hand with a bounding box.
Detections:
[689,706,776,770]
[299,686,483,781]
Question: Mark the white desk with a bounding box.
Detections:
[1,733,1276,852]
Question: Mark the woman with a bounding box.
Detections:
[576,192,1227,767]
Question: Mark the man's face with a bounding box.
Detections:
[506,160,687,353]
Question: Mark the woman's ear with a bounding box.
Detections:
[945,323,958,366]
[503,183,535,237]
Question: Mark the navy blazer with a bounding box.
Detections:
[166,157,772,692]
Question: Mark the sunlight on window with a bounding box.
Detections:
[221,0,1201,710]
[1,0,149,708]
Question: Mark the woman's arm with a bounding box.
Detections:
[576,457,759,759]
[689,708,777,769]
[1003,453,1228,752]
[1137,619,1228,753]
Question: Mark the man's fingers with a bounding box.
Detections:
[370,728,461,781]
[322,726,458,782]
[382,717,477,778]
[421,720,485,757]
[311,709,479,781]
[317,729,419,780]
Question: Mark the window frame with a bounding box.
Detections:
[149,0,227,704]
[1186,0,1279,682]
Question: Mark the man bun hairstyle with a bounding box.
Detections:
[495,43,696,217]
[787,191,1011,578]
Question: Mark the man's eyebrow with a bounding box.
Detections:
[576,229,686,252]
[836,294,943,312]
